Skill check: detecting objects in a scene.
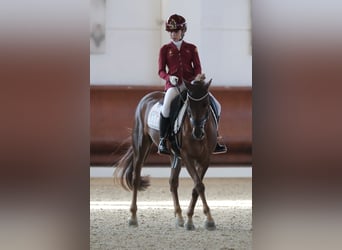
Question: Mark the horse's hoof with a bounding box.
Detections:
[128,218,138,227]
[185,222,195,230]
[175,217,185,227]
[204,220,216,231]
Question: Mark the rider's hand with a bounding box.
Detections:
[169,75,179,86]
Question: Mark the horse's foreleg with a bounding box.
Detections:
[188,181,216,230]
[182,159,200,230]
[184,185,198,230]
[198,184,216,230]
[169,157,184,227]
[185,163,216,230]
[197,165,216,231]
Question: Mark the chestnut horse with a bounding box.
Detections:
[114,74,217,230]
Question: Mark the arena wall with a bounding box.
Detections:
[91,85,252,166]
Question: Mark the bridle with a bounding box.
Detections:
[187,92,209,102]
[187,92,210,140]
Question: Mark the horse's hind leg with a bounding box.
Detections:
[128,135,152,227]
[129,183,139,226]
[169,156,185,227]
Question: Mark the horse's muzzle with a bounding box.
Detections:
[192,127,205,140]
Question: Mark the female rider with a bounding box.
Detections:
[158,14,227,155]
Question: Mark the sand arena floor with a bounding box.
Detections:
[90,177,252,250]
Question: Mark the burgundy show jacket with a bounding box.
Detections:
[158,41,202,90]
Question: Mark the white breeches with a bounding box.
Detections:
[161,83,186,117]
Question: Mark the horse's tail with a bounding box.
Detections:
[113,145,150,191]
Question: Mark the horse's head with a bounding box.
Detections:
[184,74,212,140]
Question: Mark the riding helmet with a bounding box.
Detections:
[165,14,187,32]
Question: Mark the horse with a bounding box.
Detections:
[114,74,217,230]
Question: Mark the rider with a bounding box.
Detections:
[158,14,227,155]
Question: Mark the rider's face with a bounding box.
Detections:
[170,30,182,42]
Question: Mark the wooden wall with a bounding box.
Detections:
[90,85,252,166]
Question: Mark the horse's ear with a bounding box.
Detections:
[205,78,212,89]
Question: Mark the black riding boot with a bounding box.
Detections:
[158,113,170,155]
[213,116,228,154]
[213,137,228,154]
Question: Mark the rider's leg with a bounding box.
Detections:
[158,113,171,155]
[158,87,180,155]
[209,93,228,154]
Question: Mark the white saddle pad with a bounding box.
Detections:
[147,100,188,133]
[147,102,162,130]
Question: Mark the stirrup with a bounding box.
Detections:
[158,139,170,155]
